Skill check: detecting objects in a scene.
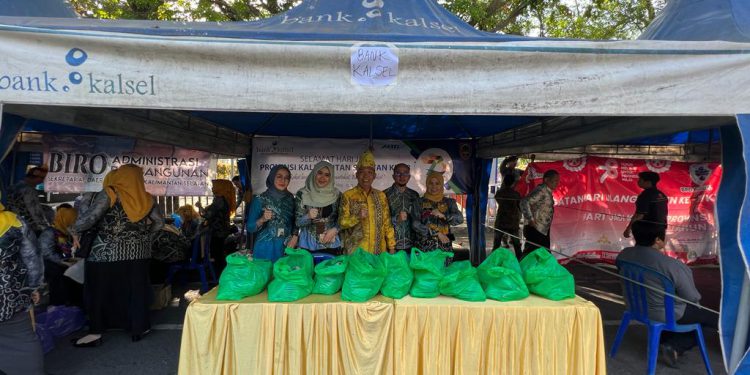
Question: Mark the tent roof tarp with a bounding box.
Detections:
[0,0,536,42]
[640,0,750,42]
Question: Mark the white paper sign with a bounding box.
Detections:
[350,46,398,86]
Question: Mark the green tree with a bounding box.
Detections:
[443,0,665,39]
[69,0,665,39]
[69,0,299,21]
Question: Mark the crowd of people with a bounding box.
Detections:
[0,149,469,373]
[0,163,257,373]
[245,149,464,262]
[0,152,717,373]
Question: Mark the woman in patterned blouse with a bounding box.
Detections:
[247,165,298,262]
[0,191,45,374]
[414,171,464,252]
[295,161,342,255]
[70,165,164,347]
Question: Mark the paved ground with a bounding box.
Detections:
[42,224,725,374]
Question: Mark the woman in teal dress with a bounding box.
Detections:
[295,161,342,255]
[247,165,298,262]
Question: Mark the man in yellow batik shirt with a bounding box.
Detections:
[338,149,396,254]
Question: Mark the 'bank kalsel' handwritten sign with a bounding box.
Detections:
[350,46,398,86]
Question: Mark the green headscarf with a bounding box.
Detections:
[300,161,339,207]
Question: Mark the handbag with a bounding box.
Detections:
[75,230,97,259]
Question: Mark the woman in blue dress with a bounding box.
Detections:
[295,161,342,255]
[247,165,298,262]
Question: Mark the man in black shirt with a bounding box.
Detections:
[624,171,668,239]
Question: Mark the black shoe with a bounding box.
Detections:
[132,329,152,342]
[660,344,679,368]
[72,337,102,348]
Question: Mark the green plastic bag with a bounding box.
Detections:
[312,255,349,295]
[342,249,387,302]
[439,261,486,302]
[217,253,273,301]
[268,248,315,302]
[380,251,413,299]
[409,248,453,298]
[519,248,575,301]
[477,248,529,301]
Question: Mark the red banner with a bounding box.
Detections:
[516,156,721,264]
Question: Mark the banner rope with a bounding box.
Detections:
[493,196,711,232]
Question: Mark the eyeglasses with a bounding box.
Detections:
[393,173,410,177]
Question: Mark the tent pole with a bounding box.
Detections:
[730,273,750,372]
[369,118,373,149]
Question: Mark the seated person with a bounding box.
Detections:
[176,205,201,240]
[616,221,716,367]
[151,217,191,282]
[152,217,191,262]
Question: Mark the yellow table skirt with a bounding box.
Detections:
[178,290,606,375]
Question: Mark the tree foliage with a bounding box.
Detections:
[69,0,665,39]
[444,0,665,39]
[68,0,299,21]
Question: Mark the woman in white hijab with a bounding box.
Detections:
[295,161,342,255]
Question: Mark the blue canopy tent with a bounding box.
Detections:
[1,0,750,372]
[639,0,750,373]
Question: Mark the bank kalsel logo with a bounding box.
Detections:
[280,0,460,32]
[66,48,156,96]
[0,48,156,95]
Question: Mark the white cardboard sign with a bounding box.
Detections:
[350,46,398,86]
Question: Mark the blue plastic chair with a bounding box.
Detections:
[165,233,217,293]
[610,260,712,375]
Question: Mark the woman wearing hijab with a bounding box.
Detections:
[197,179,236,274]
[70,165,164,347]
[0,191,45,375]
[413,171,464,252]
[247,165,298,262]
[295,161,342,255]
[175,204,201,240]
[39,205,83,306]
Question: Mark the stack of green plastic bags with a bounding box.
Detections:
[216,246,575,303]
[216,253,273,300]
[312,255,349,295]
[380,250,413,299]
[439,260,486,302]
[477,248,529,301]
[268,248,315,302]
[342,249,387,302]
[410,248,453,298]
[520,248,575,301]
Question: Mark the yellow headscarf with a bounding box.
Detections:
[104,164,153,223]
[423,171,446,203]
[0,192,22,237]
[211,179,237,215]
[53,207,78,236]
